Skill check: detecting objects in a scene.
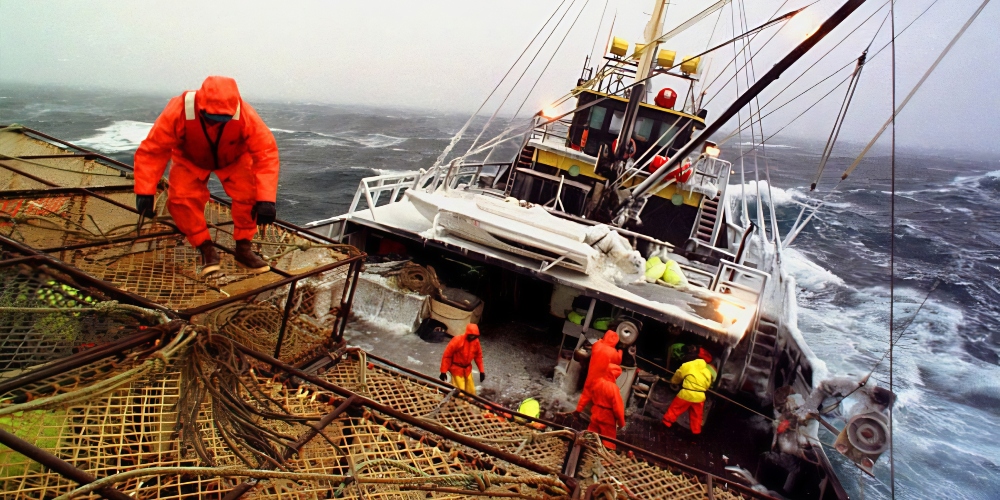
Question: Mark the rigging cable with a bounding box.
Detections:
[721,0,943,166]
[463,0,574,156]
[588,0,612,64]
[431,0,570,169]
[889,0,897,493]
[465,0,578,157]
[724,0,893,146]
[840,0,993,182]
[484,0,594,163]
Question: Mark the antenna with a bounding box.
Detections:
[889,0,896,497]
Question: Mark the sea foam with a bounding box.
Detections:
[74,120,153,153]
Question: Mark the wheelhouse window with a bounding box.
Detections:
[633,117,654,142]
[655,122,678,148]
[608,111,625,134]
[589,106,607,129]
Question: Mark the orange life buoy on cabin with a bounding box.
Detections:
[665,160,693,183]
[649,154,669,173]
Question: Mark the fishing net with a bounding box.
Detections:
[0,261,158,382]
[46,235,284,312]
[0,191,174,250]
[0,331,568,500]
[318,353,574,471]
[197,265,354,364]
[575,433,752,500]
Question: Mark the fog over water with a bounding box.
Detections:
[2,0,999,151]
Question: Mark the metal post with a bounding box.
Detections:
[273,280,298,360]
[337,259,363,343]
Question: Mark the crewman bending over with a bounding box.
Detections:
[440,324,486,395]
[662,347,716,435]
[576,363,625,449]
[579,330,622,410]
[134,76,280,276]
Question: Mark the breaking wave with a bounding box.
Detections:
[271,128,406,149]
[74,120,152,153]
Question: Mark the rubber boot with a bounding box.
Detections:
[234,240,270,274]
[198,241,221,277]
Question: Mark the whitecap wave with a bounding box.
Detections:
[351,133,407,148]
[74,120,153,153]
[739,141,796,149]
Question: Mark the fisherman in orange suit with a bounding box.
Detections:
[134,76,280,276]
[440,324,486,395]
[578,330,622,410]
[576,364,625,449]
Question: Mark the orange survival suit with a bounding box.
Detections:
[440,324,485,395]
[134,76,280,248]
[579,330,622,406]
[577,364,625,449]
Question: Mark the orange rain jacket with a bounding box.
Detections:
[579,364,625,448]
[577,330,622,411]
[135,76,279,202]
[440,324,485,378]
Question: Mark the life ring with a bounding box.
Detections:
[611,138,637,159]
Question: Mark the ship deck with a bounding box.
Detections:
[339,199,756,347]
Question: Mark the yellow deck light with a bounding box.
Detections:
[657,49,676,68]
[681,56,701,75]
[632,43,647,60]
[609,37,629,57]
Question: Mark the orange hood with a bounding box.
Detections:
[607,364,622,380]
[198,76,241,115]
[600,330,619,346]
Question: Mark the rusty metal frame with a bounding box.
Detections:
[0,330,574,499]
[311,348,777,499]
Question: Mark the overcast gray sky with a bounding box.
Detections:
[2,0,998,151]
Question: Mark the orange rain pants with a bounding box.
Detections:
[167,161,258,247]
[662,397,705,435]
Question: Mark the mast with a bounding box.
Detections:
[636,0,669,83]
[616,0,868,223]
[612,0,669,159]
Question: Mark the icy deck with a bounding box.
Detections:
[343,198,755,345]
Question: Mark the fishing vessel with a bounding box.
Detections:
[300,0,921,497]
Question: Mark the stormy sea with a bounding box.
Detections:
[2,83,998,499]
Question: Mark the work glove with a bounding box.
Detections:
[252,201,277,225]
[479,372,486,383]
[135,195,155,217]
[439,373,448,382]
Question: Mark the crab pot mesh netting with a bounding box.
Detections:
[0,263,158,381]
[0,192,174,250]
[0,334,570,500]
[196,266,354,364]
[45,235,284,311]
[317,352,755,500]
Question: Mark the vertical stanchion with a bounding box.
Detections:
[273,280,297,360]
